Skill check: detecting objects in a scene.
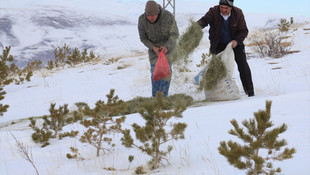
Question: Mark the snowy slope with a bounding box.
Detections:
[1,0,308,66]
[1,0,310,175]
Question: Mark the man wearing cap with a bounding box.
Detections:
[138,0,179,97]
[197,0,255,97]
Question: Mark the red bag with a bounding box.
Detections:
[153,51,171,81]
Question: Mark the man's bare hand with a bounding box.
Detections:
[160,46,168,54]
[152,46,160,55]
[231,40,238,48]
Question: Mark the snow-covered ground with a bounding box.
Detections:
[1,0,310,175]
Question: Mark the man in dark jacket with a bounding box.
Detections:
[197,0,255,97]
[138,0,179,97]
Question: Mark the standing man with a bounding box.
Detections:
[138,0,179,97]
[197,0,254,97]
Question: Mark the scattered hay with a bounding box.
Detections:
[286,50,301,54]
[272,67,282,70]
[121,94,193,115]
[268,62,279,65]
[200,54,227,90]
[171,19,203,63]
[117,64,131,70]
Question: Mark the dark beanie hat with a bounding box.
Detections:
[219,0,234,7]
[145,1,160,16]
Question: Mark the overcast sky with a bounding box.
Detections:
[231,0,310,17]
[1,0,309,17]
[154,0,310,17]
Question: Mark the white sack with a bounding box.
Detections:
[203,43,240,101]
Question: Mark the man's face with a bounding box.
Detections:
[220,5,232,16]
[147,15,158,23]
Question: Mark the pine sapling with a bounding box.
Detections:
[0,46,14,116]
[29,103,71,147]
[80,89,127,157]
[0,88,9,116]
[54,44,70,67]
[277,18,293,32]
[218,100,296,175]
[58,131,79,140]
[45,103,69,137]
[135,166,147,175]
[127,155,134,170]
[121,92,187,170]
[66,47,82,66]
[29,118,53,147]
[66,146,85,160]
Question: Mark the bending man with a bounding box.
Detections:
[138,0,179,97]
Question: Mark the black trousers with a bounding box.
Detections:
[215,43,254,95]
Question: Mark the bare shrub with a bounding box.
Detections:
[249,31,293,58]
[11,132,40,175]
[248,17,296,59]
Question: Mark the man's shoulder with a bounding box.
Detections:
[139,13,146,20]
[161,9,175,21]
[205,5,221,17]
[162,9,173,16]
[138,13,147,24]
[209,5,220,12]
[232,6,244,14]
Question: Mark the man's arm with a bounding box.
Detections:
[234,9,248,45]
[138,16,155,50]
[197,7,214,28]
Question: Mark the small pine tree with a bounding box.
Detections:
[49,44,99,69]
[29,118,53,147]
[135,166,147,174]
[29,103,71,147]
[45,103,69,137]
[0,47,15,83]
[66,146,84,160]
[121,92,187,170]
[277,18,293,32]
[290,17,294,25]
[88,50,98,62]
[66,47,82,66]
[0,46,15,116]
[46,60,54,70]
[81,48,88,62]
[54,44,70,67]
[80,89,127,157]
[25,59,42,71]
[218,100,296,175]
[0,88,9,116]
[0,46,35,115]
